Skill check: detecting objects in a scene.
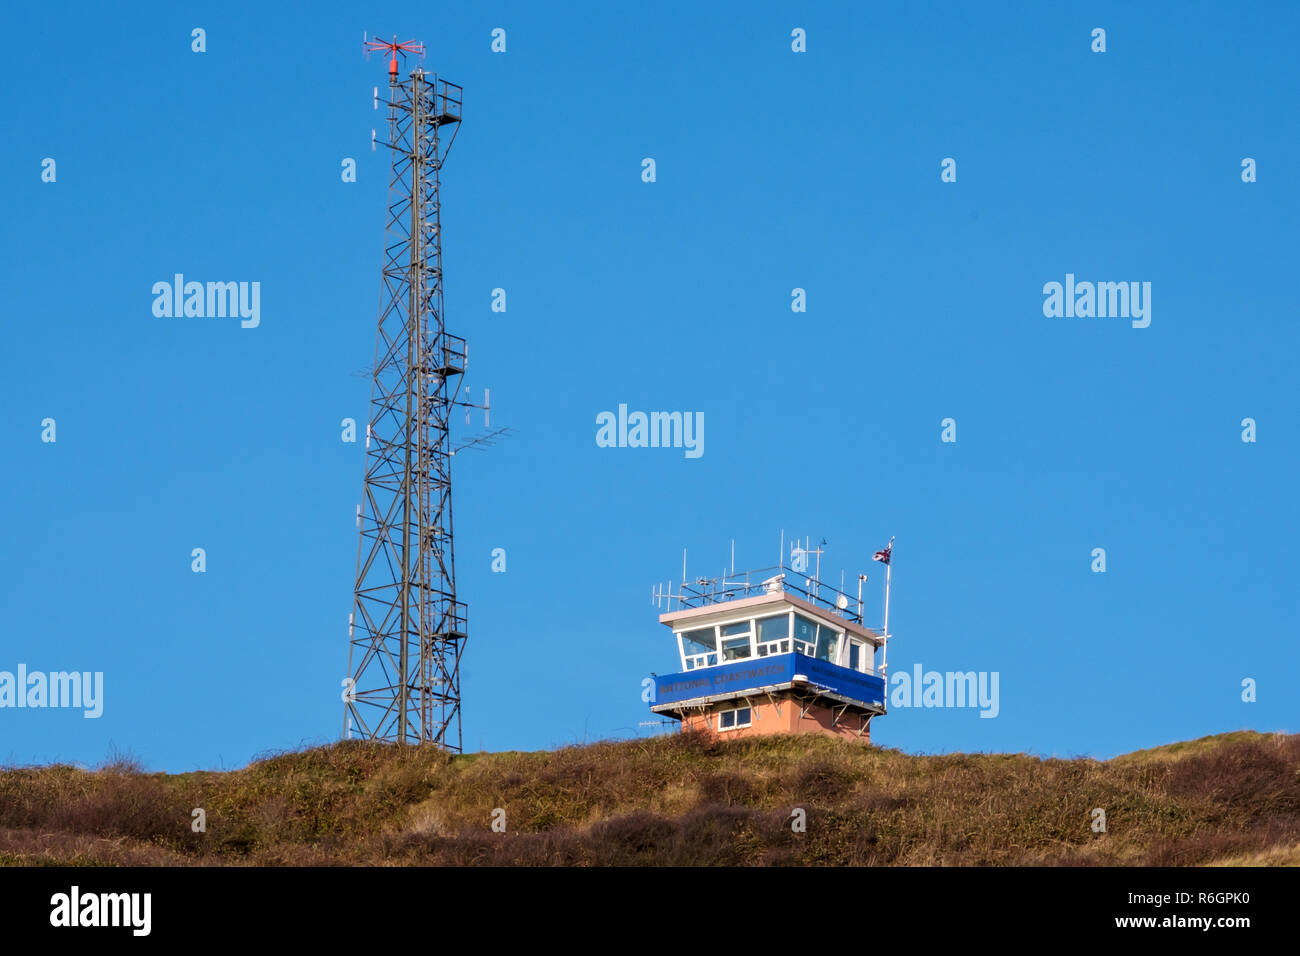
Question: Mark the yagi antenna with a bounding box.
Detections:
[653,579,689,611]
[451,426,516,456]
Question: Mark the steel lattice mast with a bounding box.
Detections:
[345,38,467,748]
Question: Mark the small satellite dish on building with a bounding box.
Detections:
[836,594,849,610]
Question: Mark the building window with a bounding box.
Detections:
[720,621,754,661]
[792,614,818,655]
[848,641,860,671]
[756,614,790,655]
[718,706,752,731]
[814,624,840,663]
[680,627,718,670]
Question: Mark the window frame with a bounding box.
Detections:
[791,612,819,656]
[719,620,755,661]
[718,704,753,731]
[677,625,720,670]
[814,622,842,663]
[754,612,792,656]
[675,609,868,671]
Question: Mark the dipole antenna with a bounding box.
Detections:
[344,37,468,749]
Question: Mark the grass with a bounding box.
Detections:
[0,730,1296,866]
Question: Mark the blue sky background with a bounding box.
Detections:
[2,1,1296,771]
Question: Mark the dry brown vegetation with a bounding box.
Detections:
[1,730,1296,866]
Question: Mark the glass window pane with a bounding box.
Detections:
[793,614,817,647]
[720,710,735,729]
[848,642,860,670]
[680,627,716,657]
[736,707,751,725]
[722,621,751,637]
[815,624,840,662]
[757,615,789,643]
[721,636,752,661]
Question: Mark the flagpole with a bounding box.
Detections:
[881,560,890,678]
[876,537,894,679]
[883,561,891,642]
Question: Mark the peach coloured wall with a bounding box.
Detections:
[676,696,872,743]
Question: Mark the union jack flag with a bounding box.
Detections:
[873,539,893,565]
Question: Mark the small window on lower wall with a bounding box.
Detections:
[718,706,753,731]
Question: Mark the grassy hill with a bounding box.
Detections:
[1,730,1296,866]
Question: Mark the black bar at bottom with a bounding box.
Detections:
[0,865,1280,943]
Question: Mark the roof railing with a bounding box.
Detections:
[676,564,866,625]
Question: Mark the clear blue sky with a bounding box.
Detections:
[2,1,1296,771]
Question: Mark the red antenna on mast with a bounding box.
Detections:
[363,35,425,75]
